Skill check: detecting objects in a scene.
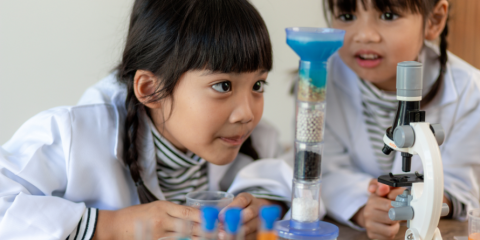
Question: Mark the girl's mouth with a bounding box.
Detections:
[355,52,382,68]
[220,135,247,146]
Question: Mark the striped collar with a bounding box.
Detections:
[149,123,205,170]
[359,79,397,102]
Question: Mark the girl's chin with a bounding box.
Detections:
[204,152,238,166]
[355,69,395,84]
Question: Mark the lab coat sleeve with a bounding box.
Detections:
[0,108,96,239]
[321,126,372,230]
[440,86,480,221]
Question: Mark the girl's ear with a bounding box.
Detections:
[133,70,162,109]
[425,0,449,41]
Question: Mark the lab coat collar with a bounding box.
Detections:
[133,107,166,200]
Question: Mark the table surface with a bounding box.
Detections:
[324,218,468,240]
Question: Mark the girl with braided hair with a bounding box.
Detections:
[316,0,480,239]
[0,0,291,239]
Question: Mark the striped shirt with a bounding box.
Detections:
[151,126,209,205]
[359,79,398,174]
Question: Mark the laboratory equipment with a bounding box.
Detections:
[186,191,234,209]
[258,205,281,240]
[469,209,480,240]
[201,206,219,240]
[224,208,243,240]
[275,27,345,240]
[379,61,449,240]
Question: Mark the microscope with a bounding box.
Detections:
[379,61,449,240]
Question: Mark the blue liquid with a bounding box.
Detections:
[286,40,343,62]
[299,63,327,89]
[288,40,343,88]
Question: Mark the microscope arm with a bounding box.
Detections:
[406,122,444,240]
[384,122,445,240]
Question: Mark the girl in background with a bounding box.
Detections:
[0,0,289,239]
[320,0,480,239]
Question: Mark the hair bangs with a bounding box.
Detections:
[327,0,425,15]
[174,0,272,74]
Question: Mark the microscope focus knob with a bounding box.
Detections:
[389,206,414,221]
[394,125,415,148]
[430,123,445,146]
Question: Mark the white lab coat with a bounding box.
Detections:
[322,42,480,228]
[0,74,294,239]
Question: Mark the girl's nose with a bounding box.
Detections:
[353,22,381,44]
[229,96,254,124]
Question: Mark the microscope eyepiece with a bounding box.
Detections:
[396,61,423,101]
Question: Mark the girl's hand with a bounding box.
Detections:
[368,178,406,200]
[351,179,405,240]
[93,200,202,240]
[352,193,400,240]
[219,193,278,240]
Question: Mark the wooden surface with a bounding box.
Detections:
[324,217,468,240]
[447,0,480,69]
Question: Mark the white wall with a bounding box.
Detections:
[0,0,327,146]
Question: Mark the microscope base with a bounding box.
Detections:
[405,227,442,240]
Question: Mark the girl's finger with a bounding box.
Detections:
[227,193,254,209]
[165,203,202,223]
[368,179,378,193]
[366,221,400,240]
[241,217,259,236]
[376,182,391,197]
[190,222,202,237]
[219,193,254,219]
[370,208,398,225]
[241,203,261,223]
[387,187,407,200]
[369,194,394,212]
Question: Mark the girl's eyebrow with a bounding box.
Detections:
[200,69,268,77]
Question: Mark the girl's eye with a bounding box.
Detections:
[212,81,231,93]
[338,13,356,22]
[380,12,399,21]
[253,80,266,92]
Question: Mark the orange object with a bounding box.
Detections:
[258,231,277,240]
[469,232,480,240]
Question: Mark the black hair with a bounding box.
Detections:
[116,0,271,203]
[324,0,449,107]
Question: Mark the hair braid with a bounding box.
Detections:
[123,82,141,183]
[421,17,449,107]
[123,80,159,203]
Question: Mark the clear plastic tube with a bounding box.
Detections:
[275,27,344,240]
[287,27,344,225]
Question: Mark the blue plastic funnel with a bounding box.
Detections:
[286,27,345,90]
